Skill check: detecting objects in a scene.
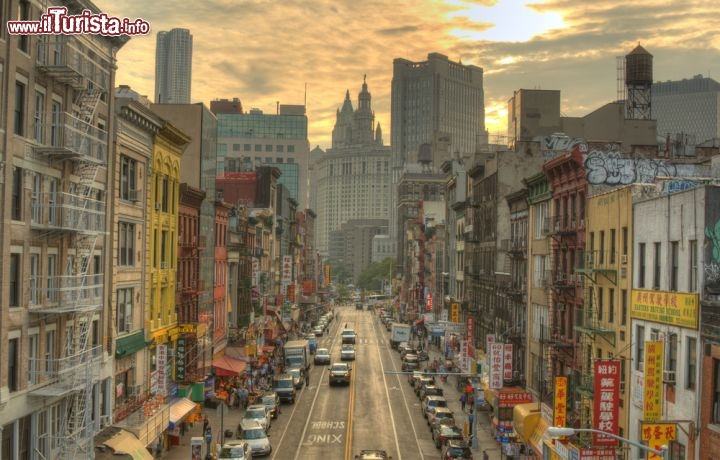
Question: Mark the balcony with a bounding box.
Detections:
[33,113,108,163]
[29,345,102,397]
[32,273,104,314]
[36,37,110,91]
[30,191,105,233]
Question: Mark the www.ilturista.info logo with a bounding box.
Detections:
[7,7,150,36]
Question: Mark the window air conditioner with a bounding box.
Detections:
[621,254,628,265]
[663,370,676,384]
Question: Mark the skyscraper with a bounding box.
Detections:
[155,28,193,104]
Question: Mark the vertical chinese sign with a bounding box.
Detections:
[641,422,677,460]
[593,360,620,446]
[553,376,567,427]
[426,292,433,311]
[176,338,186,382]
[643,341,664,421]
[467,317,475,358]
[489,343,504,389]
[157,344,168,396]
[503,344,513,381]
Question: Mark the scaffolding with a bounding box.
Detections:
[28,34,107,459]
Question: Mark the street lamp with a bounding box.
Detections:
[546,427,668,460]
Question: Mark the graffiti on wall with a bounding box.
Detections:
[584,149,678,185]
[539,134,587,159]
[705,218,720,288]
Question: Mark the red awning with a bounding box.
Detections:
[212,355,247,376]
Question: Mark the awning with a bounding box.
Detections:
[212,355,247,376]
[513,403,541,443]
[168,397,197,430]
[115,331,148,358]
[529,418,551,457]
[103,429,153,460]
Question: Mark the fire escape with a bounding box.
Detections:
[498,235,527,386]
[29,35,107,459]
[575,248,618,434]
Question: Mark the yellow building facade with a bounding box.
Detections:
[146,123,189,370]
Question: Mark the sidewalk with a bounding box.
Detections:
[425,347,502,460]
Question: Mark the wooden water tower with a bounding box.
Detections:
[625,44,653,120]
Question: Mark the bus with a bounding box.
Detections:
[366,294,391,309]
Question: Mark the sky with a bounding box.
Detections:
[94,0,720,149]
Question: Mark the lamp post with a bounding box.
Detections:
[547,427,668,460]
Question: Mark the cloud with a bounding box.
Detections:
[95,0,720,149]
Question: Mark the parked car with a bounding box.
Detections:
[314,347,331,365]
[401,354,419,372]
[259,392,280,419]
[241,405,271,432]
[414,376,435,396]
[419,385,444,400]
[328,362,352,385]
[272,374,296,404]
[441,440,473,459]
[313,326,324,337]
[431,421,463,448]
[422,396,448,419]
[237,420,272,457]
[427,407,455,427]
[408,370,424,387]
[218,440,253,460]
[341,344,356,361]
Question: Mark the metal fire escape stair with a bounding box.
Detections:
[30,87,104,459]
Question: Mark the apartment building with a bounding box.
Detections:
[0,1,127,458]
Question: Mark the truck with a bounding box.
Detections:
[390,323,411,350]
[284,339,311,372]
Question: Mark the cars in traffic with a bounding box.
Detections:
[314,347,331,365]
[287,367,305,389]
[259,392,280,419]
[272,374,296,404]
[218,440,253,460]
[328,362,352,385]
[241,404,271,432]
[237,420,272,457]
[341,344,356,361]
[341,329,357,344]
[354,449,393,459]
[441,440,473,459]
[305,334,318,354]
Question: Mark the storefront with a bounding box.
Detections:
[166,398,199,447]
[484,387,534,448]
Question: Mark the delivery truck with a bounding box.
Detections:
[390,323,411,350]
[284,340,311,372]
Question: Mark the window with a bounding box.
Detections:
[254,144,261,152]
[276,144,284,152]
[636,325,645,371]
[287,157,294,164]
[621,289,627,326]
[31,172,40,223]
[118,222,135,266]
[653,242,661,289]
[117,287,133,333]
[15,81,26,135]
[535,202,548,238]
[45,329,55,374]
[671,241,679,291]
[688,239,698,292]
[29,253,39,305]
[599,231,605,265]
[8,338,19,392]
[608,288,615,323]
[47,254,57,302]
[232,143,240,151]
[12,167,22,220]
[120,156,137,201]
[622,227,628,255]
[50,100,61,146]
[17,1,30,52]
[34,90,45,142]
[28,332,39,385]
[287,145,295,153]
[670,441,686,460]
[687,337,696,390]
[244,144,251,151]
[597,287,603,321]
[638,243,646,288]
[161,175,169,211]
[713,359,720,422]
[667,334,677,372]
[10,253,21,307]
[265,144,272,152]
[610,229,616,264]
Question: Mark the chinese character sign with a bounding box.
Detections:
[426,292,433,311]
[489,343,504,389]
[592,360,620,446]
[554,376,567,427]
[176,338,186,382]
[451,303,460,322]
[503,344,513,381]
[641,422,677,460]
[282,255,292,287]
[156,344,168,396]
[467,317,475,358]
[643,341,664,421]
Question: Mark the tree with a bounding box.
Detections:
[357,258,395,292]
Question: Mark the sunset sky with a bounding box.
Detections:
[94,0,720,149]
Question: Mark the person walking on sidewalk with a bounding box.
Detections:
[460,392,467,412]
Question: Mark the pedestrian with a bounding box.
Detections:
[460,392,467,412]
[202,415,209,433]
[305,370,310,387]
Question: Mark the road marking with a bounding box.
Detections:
[388,386,399,391]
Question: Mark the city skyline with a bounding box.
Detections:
[95,0,720,149]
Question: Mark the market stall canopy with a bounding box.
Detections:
[168,397,197,430]
[212,355,247,376]
[99,428,153,460]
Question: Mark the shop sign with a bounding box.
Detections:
[503,344,513,380]
[282,255,292,287]
[489,343,504,389]
[577,447,616,460]
[640,422,677,460]
[498,390,533,407]
[553,376,567,427]
[156,344,168,396]
[631,289,699,328]
[467,317,475,358]
[554,439,570,460]
[643,341,664,421]
[176,338,186,381]
[592,360,620,446]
